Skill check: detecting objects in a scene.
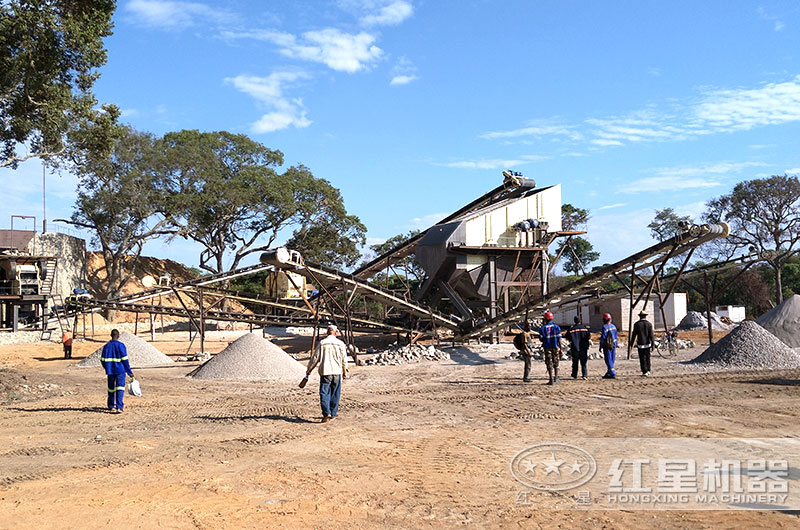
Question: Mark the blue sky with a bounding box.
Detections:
[4,0,800,272]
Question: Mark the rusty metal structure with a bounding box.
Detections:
[18,172,736,354]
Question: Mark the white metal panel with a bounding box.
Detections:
[461,185,563,247]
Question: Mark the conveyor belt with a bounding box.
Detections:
[72,298,410,334]
[352,178,540,279]
[458,223,731,339]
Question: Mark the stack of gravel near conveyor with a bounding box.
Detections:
[756,294,800,348]
[689,320,800,369]
[76,332,174,367]
[188,332,306,381]
[676,311,732,331]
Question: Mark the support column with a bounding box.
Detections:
[488,255,498,343]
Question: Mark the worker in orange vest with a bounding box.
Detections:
[62,330,73,359]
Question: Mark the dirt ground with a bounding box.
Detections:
[1,330,799,529]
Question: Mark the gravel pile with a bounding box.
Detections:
[677,311,732,331]
[756,294,800,348]
[77,332,174,368]
[188,333,305,381]
[0,331,56,345]
[689,320,800,369]
[364,343,451,365]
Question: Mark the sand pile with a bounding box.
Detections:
[756,294,800,348]
[676,311,732,331]
[689,320,800,369]
[188,333,306,381]
[77,332,174,367]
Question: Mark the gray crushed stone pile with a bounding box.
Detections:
[689,320,800,369]
[188,333,306,381]
[677,311,732,331]
[756,294,800,348]
[364,343,450,366]
[76,332,174,368]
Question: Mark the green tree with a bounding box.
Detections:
[1,0,115,168]
[703,175,800,305]
[161,130,366,273]
[648,208,692,241]
[68,125,174,301]
[556,236,600,275]
[561,203,589,231]
[364,230,424,281]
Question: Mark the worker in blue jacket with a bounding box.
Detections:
[599,313,618,379]
[539,311,562,385]
[100,329,134,413]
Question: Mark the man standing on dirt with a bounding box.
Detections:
[514,322,534,382]
[599,313,618,379]
[100,329,134,413]
[539,311,562,385]
[567,316,590,380]
[306,324,349,423]
[631,310,654,377]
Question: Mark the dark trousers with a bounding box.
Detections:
[63,345,72,359]
[319,375,342,418]
[522,353,532,381]
[638,347,651,373]
[107,373,126,410]
[571,349,588,377]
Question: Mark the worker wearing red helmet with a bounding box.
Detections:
[538,311,562,385]
[599,312,618,379]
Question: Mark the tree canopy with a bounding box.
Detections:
[69,124,174,301]
[555,203,598,275]
[703,174,800,304]
[648,208,692,241]
[161,130,366,273]
[1,0,115,168]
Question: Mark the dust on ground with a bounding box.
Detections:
[0,329,798,529]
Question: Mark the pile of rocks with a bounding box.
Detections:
[689,320,800,369]
[0,331,55,345]
[677,311,732,331]
[188,333,306,381]
[363,343,450,366]
[77,332,174,368]
[175,352,212,362]
[653,337,695,350]
[756,294,800,348]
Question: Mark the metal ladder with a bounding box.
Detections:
[41,294,70,340]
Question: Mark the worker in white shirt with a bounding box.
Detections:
[306,324,349,422]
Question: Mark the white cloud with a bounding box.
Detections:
[596,203,627,211]
[693,77,800,132]
[225,72,312,133]
[253,28,383,73]
[120,108,139,118]
[360,0,413,26]
[647,67,662,77]
[390,75,417,85]
[786,168,800,175]
[389,56,418,86]
[408,212,448,230]
[651,161,767,179]
[480,123,577,140]
[590,138,624,147]
[483,75,800,149]
[622,176,722,194]
[126,0,235,29]
[440,155,546,170]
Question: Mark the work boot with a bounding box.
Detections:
[321,415,331,423]
[546,379,554,385]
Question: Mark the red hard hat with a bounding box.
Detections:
[603,313,612,320]
[544,311,554,320]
